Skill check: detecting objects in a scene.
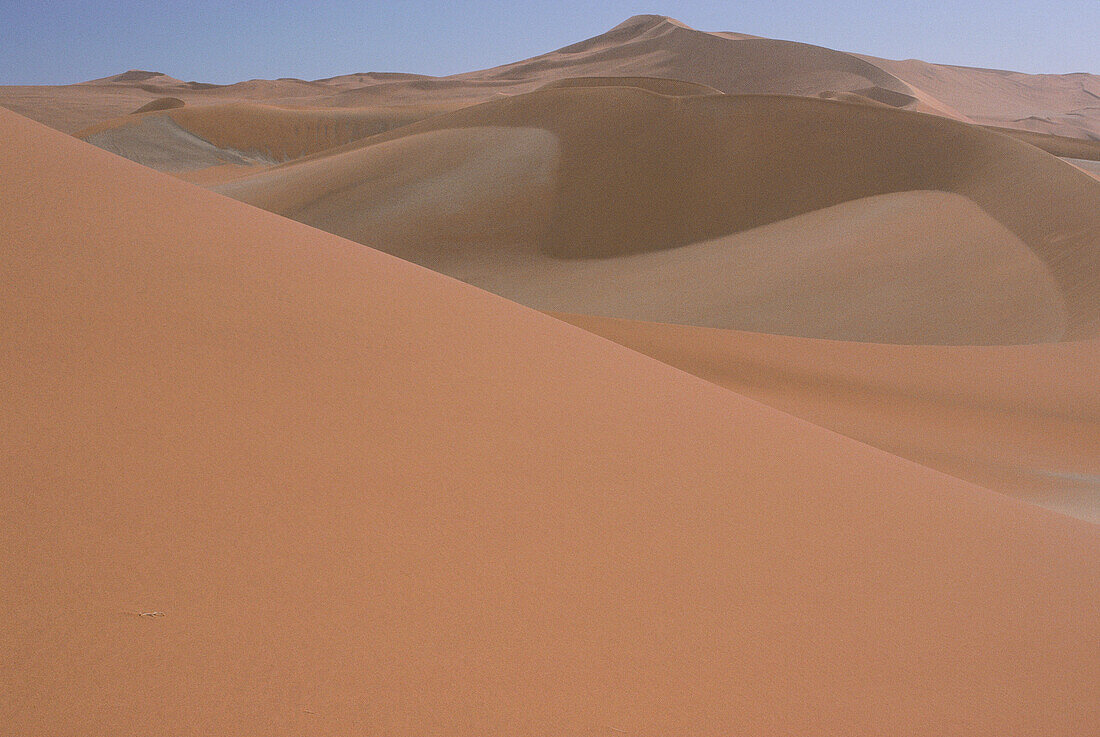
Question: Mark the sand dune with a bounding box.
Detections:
[2,12,1099,735]
[82,69,184,85]
[1069,157,1100,178]
[130,96,184,114]
[465,15,930,103]
[217,87,1100,343]
[538,75,722,96]
[865,57,1100,138]
[5,15,1098,142]
[3,103,1099,737]
[75,102,459,170]
[557,312,1100,521]
[82,114,274,171]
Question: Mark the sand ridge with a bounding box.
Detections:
[216,87,1100,343]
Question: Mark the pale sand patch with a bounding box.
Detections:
[83,115,275,171]
[1065,157,1100,179]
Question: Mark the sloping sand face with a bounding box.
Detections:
[76,102,463,169]
[218,88,1100,344]
[557,313,1100,521]
[130,96,185,114]
[83,115,275,171]
[538,75,723,96]
[3,105,1099,737]
[274,189,1063,345]
[219,126,561,252]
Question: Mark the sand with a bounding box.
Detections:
[216,88,1100,343]
[3,99,1098,737]
[4,15,1098,140]
[131,96,185,114]
[75,102,463,171]
[2,13,1099,736]
[556,312,1100,521]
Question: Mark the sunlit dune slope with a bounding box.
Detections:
[460,15,958,117]
[556,312,1100,522]
[3,107,1099,736]
[218,87,1100,343]
[864,56,1100,138]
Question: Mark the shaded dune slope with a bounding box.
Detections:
[4,105,1100,737]
[130,96,184,114]
[75,102,458,168]
[219,88,1100,343]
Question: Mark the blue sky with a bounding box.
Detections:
[1,1,1097,85]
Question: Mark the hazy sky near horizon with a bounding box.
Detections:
[1,1,1097,85]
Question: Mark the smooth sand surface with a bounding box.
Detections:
[556,312,1100,521]
[217,88,1100,343]
[3,102,1099,737]
[864,55,1100,138]
[83,114,274,171]
[1068,157,1100,178]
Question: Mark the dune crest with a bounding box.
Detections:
[217,87,1100,344]
[130,96,184,114]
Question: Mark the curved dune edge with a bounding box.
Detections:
[538,75,723,96]
[3,108,1099,735]
[554,312,1100,522]
[130,96,184,114]
[219,88,1100,343]
[74,101,462,166]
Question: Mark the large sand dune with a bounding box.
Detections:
[215,87,1100,343]
[4,15,1099,139]
[3,102,1099,737]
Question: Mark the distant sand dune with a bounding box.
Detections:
[83,114,271,171]
[5,15,1099,139]
[130,96,184,114]
[218,88,1100,343]
[538,75,722,96]
[76,101,460,166]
